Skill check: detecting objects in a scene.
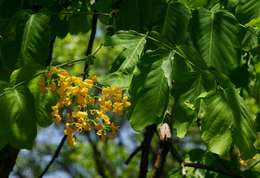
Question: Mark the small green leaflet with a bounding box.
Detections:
[100,31,146,88]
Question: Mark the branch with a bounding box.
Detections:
[0,145,19,178]
[152,123,172,178]
[183,162,244,178]
[138,125,156,178]
[169,138,244,178]
[125,144,143,164]
[83,10,98,79]
[39,135,67,178]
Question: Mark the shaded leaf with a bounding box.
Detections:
[173,76,206,138]
[10,62,44,85]
[236,0,260,24]
[199,83,256,158]
[200,90,233,156]
[18,12,51,66]
[161,1,191,45]
[129,50,169,131]
[190,9,241,74]
[28,75,57,127]
[0,85,37,149]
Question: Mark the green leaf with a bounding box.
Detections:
[9,62,44,85]
[18,11,51,66]
[99,72,133,89]
[241,29,259,51]
[0,10,31,79]
[114,0,166,32]
[68,14,90,35]
[200,90,233,156]
[236,0,260,24]
[179,0,218,9]
[0,81,10,149]
[100,31,146,88]
[129,50,169,131]
[226,87,256,159]
[0,85,37,149]
[199,85,256,159]
[106,31,147,72]
[173,76,206,138]
[161,1,191,45]
[190,9,241,74]
[245,17,260,30]
[28,75,57,127]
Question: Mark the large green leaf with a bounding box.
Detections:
[225,87,256,159]
[100,31,146,88]
[190,9,241,74]
[161,1,191,45]
[236,0,260,24]
[129,50,169,131]
[18,12,51,66]
[199,85,256,159]
[0,10,31,80]
[0,85,37,149]
[200,90,233,156]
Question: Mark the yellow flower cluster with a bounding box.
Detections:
[39,67,131,146]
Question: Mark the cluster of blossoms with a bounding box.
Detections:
[39,67,131,146]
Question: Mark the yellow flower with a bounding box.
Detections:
[42,67,131,146]
[113,102,124,114]
[240,159,248,167]
[84,79,94,88]
[51,104,61,124]
[101,113,111,125]
[67,134,76,146]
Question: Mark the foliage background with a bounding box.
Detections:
[0,0,260,177]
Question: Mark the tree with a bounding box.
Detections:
[0,0,260,177]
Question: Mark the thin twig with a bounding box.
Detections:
[183,162,244,178]
[55,44,103,68]
[125,145,143,164]
[39,135,67,178]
